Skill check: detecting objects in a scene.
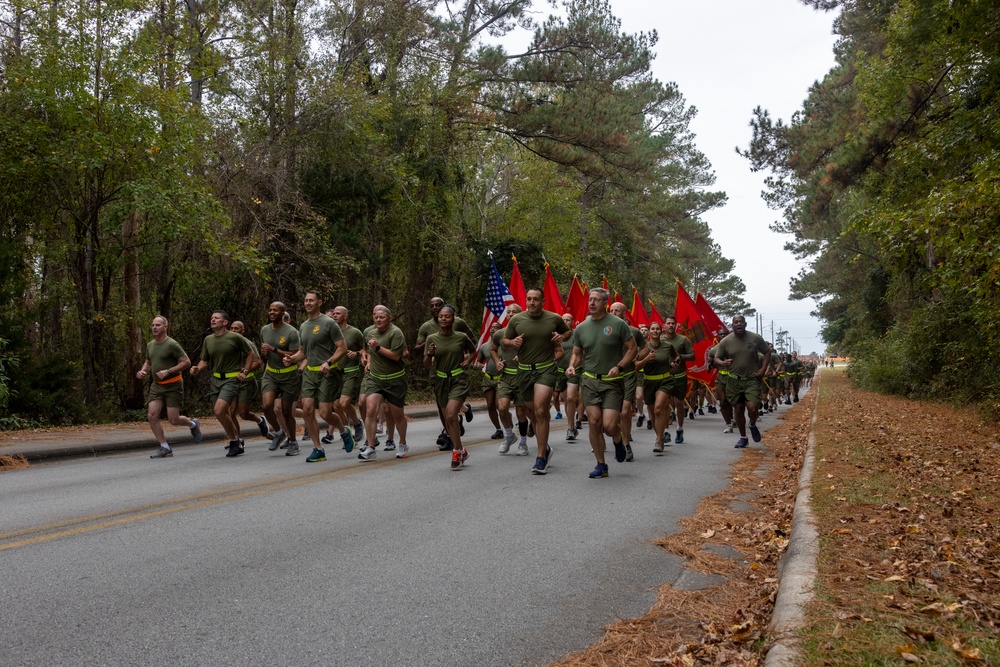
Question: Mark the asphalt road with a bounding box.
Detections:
[0,404,792,667]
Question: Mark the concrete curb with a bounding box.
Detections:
[765,379,820,666]
[13,405,474,463]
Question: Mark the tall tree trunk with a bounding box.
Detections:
[123,210,143,409]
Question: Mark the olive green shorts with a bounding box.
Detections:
[517,364,559,406]
[434,372,470,408]
[726,375,763,406]
[237,374,261,404]
[368,375,407,408]
[147,380,184,409]
[209,376,241,405]
[481,372,501,393]
[621,370,637,404]
[341,369,362,402]
[261,369,301,400]
[497,370,519,402]
[581,375,624,413]
[301,368,343,404]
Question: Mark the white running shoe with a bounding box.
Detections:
[516,442,529,456]
[358,446,377,461]
[395,443,408,459]
[499,433,517,454]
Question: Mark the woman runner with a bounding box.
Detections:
[424,305,477,469]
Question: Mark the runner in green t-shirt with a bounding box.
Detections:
[476,321,504,439]
[331,306,366,447]
[424,305,477,470]
[503,288,570,475]
[566,288,637,478]
[190,309,257,457]
[712,315,771,448]
[259,301,301,453]
[609,302,649,461]
[281,291,350,462]
[227,321,266,440]
[659,315,695,444]
[360,305,409,460]
[557,313,583,441]
[137,315,202,458]
[491,304,526,455]
[416,297,476,451]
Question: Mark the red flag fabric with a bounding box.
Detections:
[629,286,650,327]
[602,275,610,311]
[695,293,729,338]
[508,256,526,309]
[564,275,588,325]
[542,263,565,315]
[648,299,665,326]
[613,290,624,305]
[675,282,716,387]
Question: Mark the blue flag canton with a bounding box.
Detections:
[486,265,512,316]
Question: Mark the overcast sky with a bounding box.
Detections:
[609,0,841,354]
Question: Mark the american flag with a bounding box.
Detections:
[478,257,517,352]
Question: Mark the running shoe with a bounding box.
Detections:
[285,441,300,456]
[353,421,364,443]
[383,439,396,452]
[269,430,286,451]
[257,416,269,437]
[566,427,577,441]
[734,437,749,449]
[321,433,335,445]
[581,413,589,423]
[575,419,583,430]
[636,414,645,428]
[646,419,653,430]
[376,423,385,434]
[613,440,627,463]
[226,441,245,458]
[189,418,203,444]
[461,449,469,464]
[438,435,453,451]
[436,432,448,447]
[749,424,761,443]
[723,422,734,434]
[516,442,529,456]
[150,446,173,459]
[464,403,474,422]
[531,456,546,474]
[698,407,705,416]
[499,433,517,454]
[305,447,326,462]
[357,446,377,461]
[793,395,799,403]
[395,443,408,458]
[459,420,465,436]
[707,405,717,414]
[588,463,609,478]
[342,429,355,453]
[555,412,563,420]
[624,444,634,462]
[490,429,504,440]
[527,423,534,438]
[675,429,684,444]
[653,441,664,454]
[451,450,462,469]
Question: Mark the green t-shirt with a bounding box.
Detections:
[200,331,251,375]
[660,333,694,374]
[478,339,499,375]
[145,337,187,376]
[425,330,476,373]
[491,328,518,367]
[620,326,646,372]
[299,314,344,367]
[572,314,633,376]
[503,310,570,366]
[259,323,300,369]
[339,324,366,371]
[642,341,677,376]
[364,324,406,376]
[557,330,577,370]
[417,316,473,345]
[714,331,770,377]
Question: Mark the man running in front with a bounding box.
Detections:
[138,315,202,458]
[712,315,771,449]
[566,288,637,479]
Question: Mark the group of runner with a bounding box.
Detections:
[138,287,810,477]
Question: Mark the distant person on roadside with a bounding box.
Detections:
[138,316,202,458]
[712,315,770,449]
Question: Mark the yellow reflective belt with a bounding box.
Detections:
[517,361,554,371]
[344,366,360,374]
[435,368,464,378]
[643,372,669,381]
[583,371,624,381]
[502,367,518,375]
[213,371,241,379]
[672,372,687,379]
[370,370,406,381]
[267,365,297,374]
[306,363,339,372]
[485,372,501,381]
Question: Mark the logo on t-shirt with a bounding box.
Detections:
[603,326,612,335]
[312,325,320,334]
[279,337,286,346]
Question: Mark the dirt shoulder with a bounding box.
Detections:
[544,369,999,667]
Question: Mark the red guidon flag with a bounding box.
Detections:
[675,281,716,387]
[648,299,665,326]
[542,262,565,315]
[564,274,588,325]
[695,292,729,338]
[508,255,527,309]
[629,285,650,327]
